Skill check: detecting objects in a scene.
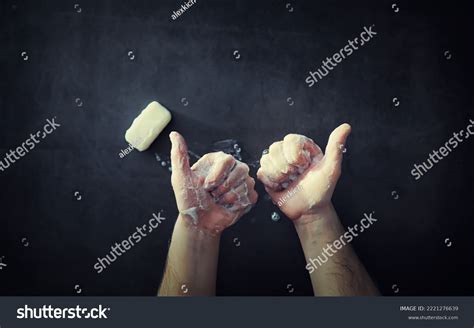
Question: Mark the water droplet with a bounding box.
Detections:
[74,3,82,13]
[392,97,400,107]
[21,237,29,247]
[233,50,241,60]
[233,237,241,247]
[271,212,280,222]
[444,50,452,60]
[392,284,399,293]
[262,149,269,155]
[20,51,28,61]
[286,283,294,293]
[444,238,452,247]
[74,191,82,200]
[0,256,6,270]
[75,98,83,107]
[161,161,167,167]
[168,166,172,172]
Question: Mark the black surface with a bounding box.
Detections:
[0,0,473,295]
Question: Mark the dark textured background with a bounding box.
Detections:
[0,0,473,296]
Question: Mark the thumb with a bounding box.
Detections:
[324,123,351,166]
[170,131,192,184]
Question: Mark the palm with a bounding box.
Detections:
[258,124,351,221]
[169,132,258,234]
[175,167,244,233]
[272,156,339,220]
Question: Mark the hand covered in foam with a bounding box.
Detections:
[257,124,351,221]
[170,132,258,235]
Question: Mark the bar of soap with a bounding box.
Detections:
[125,101,172,151]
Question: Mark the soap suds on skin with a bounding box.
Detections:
[181,207,199,225]
[268,140,324,192]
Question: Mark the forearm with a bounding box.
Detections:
[158,215,220,296]
[294,204,379,296]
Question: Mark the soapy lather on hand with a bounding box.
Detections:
[169,131,258,234]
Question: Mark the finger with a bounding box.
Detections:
[248,190,258,205]
[269,141,298,176]
[256,167,280,191]
[259,151,289,185]
[204,153,236,190]
[283,134,322,169]
[324,123,351,165]
[218,178,254,205]
[190,152,216,177]
[169,131,192,186]
[211,161,249,198]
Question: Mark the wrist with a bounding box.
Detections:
[177,214,223,239]
[294,203,335,227]
[293,203,344,241]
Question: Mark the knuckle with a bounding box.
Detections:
[284,133,302,143]
[259,154,269,165]
[241,163,250,174]
[248,177,256,188]
[222,153,234,161]
[200,153,211,160]
[253,192,259,203]
[268,141,282,153]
